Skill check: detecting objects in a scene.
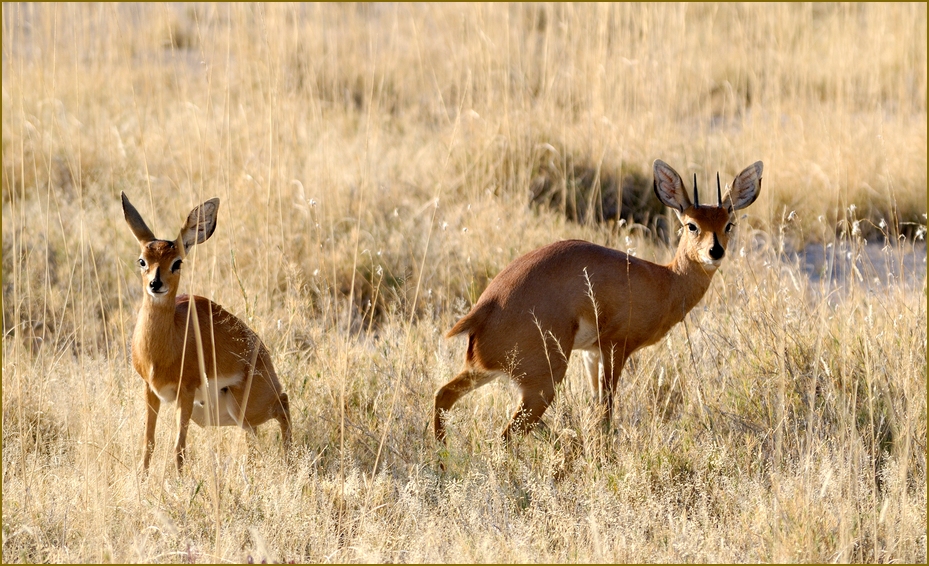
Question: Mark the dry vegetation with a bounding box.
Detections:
[2,3,926,563]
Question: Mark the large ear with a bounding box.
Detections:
[653,159,692,212]
[121,192,156,244]
[724,161,763,211]
[177,198,220,253]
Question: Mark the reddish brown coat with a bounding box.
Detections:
[123,193,291,473]
[434,160,763,443]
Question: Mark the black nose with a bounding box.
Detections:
[709,234,725,260]
[149,269,163,291]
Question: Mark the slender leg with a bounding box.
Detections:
[434,369,497,443]
[582,350,601,400]
[142,385,160,473]
[174,390,195,472]
[501,336,570,441]
[277,392,292,451]
[599,345,627,429]
[502,381,557,441]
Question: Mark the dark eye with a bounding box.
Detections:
[138,258,147,268]
[687,223,698,233]
[171,259,183,273]
[725,222,734,233]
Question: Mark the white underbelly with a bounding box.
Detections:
[153,374,244,427]
[193,374,242,404]
[573,317,603,384]
[573,316,600,352]
[193,374,243,426]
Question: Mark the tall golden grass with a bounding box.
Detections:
[2,3,926,563]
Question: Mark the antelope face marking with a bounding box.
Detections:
[138,240,183,301]
[678,206,735,271]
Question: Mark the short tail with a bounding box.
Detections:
[446,301,494,338]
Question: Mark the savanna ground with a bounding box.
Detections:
[2,3,926,563]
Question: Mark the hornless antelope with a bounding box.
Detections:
[434,159,762,443]
[122,193,291,472]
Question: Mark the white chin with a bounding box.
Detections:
[702,261,721,270]
[147,289,170,300]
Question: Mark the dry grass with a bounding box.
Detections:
[2,3,926,563]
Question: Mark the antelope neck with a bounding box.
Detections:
[136,291,180,345]
[666,252,716,314]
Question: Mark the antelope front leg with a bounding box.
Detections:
[142,385,160,473]
[277,392,292,452]
[174,390,195,472]
[598,347,627,430]
[582,350,601,400]
[583,350,613,429]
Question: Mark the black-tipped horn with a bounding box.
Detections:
[693,173,699,208]
[716,171,722,207]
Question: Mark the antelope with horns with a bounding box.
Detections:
[434,159,762,444]
[122,193,292,472]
